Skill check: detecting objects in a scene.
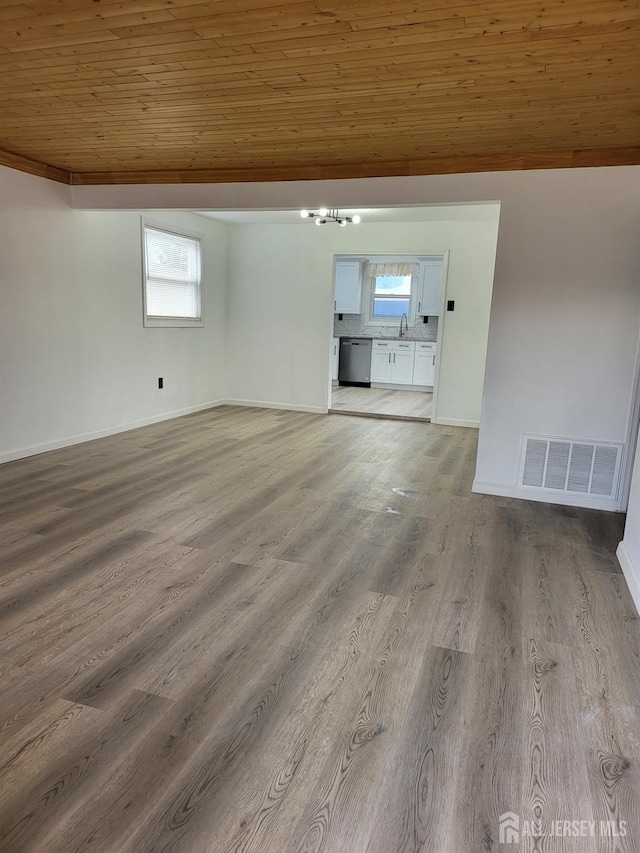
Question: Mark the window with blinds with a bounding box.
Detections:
[143,225,203,326]
[372,275,412,319]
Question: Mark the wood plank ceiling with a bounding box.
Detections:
[0,0,639,185]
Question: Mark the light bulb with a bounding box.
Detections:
[339,219,347,227]
[352,214,361,224]
[318,207,328,217]
[300,209,310,218]
[315,217,322,226]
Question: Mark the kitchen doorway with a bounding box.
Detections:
[322,203,500,430]
[329,254,442,423]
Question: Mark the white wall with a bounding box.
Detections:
[225,223,330,412]
[618,428,640,612]
[70,165,640,511]
[473,171,640,509]
[225,213,500,423]
[0,167,226,462]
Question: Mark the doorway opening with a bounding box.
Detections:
[329,254,443,422]
[325,203,501,428]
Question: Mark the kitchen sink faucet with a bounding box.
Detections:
[399,313,409,338]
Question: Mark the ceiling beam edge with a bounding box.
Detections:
[3,146,637,188]
[68,146,640,186]
[0,149,71,185]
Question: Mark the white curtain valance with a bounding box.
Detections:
[364,261,420,278]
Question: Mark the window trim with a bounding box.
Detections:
[141,218,205,328]
[365,272,417,327]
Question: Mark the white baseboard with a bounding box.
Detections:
[225,398,328,415]
[435,417,480,429]
[472,480,622,512]
[617,542,640,615]
[0,399,226,465]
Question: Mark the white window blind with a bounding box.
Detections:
[144,226,202,322]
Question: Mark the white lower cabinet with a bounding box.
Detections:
[371,339,436,387]
[413,351,436,386]
[413,342,437,386]
[390,349,414,385]
[371,348,393,383]
[372,340,415,385]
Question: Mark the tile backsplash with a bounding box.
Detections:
[333,314,438,341]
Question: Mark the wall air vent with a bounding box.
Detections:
[520,435,622,500]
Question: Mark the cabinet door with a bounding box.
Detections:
[417,259,443,316]
[371,349,392,382]
[331,337,339,381]
[391,350,414,385]
[413,352,436,386]
[334,261,362,313]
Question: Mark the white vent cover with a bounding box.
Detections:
[520,435,622,500]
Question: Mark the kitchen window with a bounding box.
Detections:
[364,260,420,326]
[372,275,412,319]
[143,224,203,327]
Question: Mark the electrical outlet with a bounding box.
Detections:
[158,377,164,389]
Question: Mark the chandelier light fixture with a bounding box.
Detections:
[300,208,361,227]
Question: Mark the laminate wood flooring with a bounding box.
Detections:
[0,405,638,852]
[330,386,433,421]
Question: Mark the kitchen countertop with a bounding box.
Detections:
[374,336,437,342]
[336,335,437,343]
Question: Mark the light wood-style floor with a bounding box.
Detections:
[0,406,638,853]
[331,385,433,420]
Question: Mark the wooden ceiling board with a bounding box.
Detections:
[0,0,638,184]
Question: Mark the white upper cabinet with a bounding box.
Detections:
[416,258,444,316]
[334,260,363,314]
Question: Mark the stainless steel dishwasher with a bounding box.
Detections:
[338,337,372,387]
